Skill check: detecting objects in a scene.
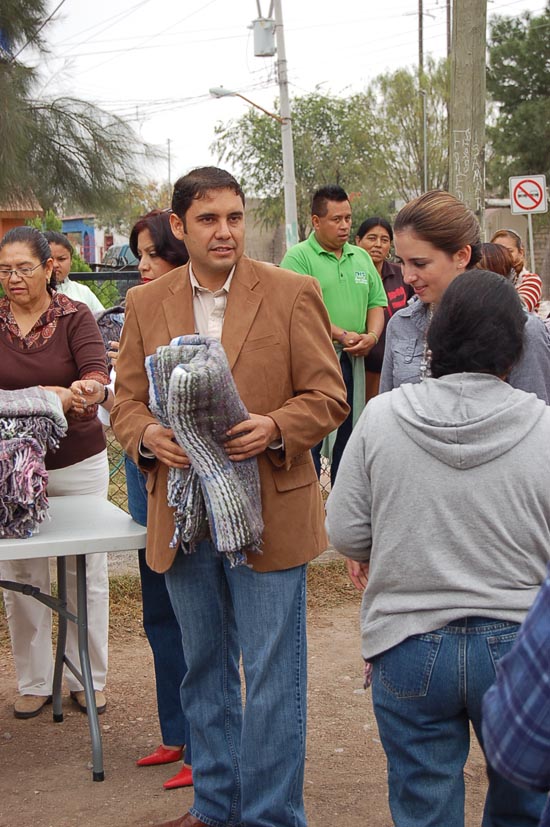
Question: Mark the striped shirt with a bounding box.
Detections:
[516,269,543,314]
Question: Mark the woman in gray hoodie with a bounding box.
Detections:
[326,271,550,827]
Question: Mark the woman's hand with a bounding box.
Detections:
[70,379,105,412]
[107,340,119,368]
[40,385,73,413]
[345,558,370,591]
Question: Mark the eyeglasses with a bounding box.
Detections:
[0,262,47,280]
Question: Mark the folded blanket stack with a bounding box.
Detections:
[146,335,264,567]
[0,387,68,538]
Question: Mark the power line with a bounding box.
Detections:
[11,0,68,61]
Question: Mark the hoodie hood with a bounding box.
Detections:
[392,373,547,469]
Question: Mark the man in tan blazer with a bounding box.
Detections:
[111,167,348,827]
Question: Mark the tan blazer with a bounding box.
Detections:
[111,256,348,573]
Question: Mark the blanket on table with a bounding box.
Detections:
[0,387,67,538]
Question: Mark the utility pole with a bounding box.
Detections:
[273,0,298,248]
[167,138,171,189]
[446,0,452,57]
[448,0,487,223]
[418,0,424,77]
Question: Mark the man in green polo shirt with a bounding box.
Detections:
[281,185,387,483]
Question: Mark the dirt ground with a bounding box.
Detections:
[0,560,488,827]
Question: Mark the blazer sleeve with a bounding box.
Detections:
[110,289,159,466]
[266,276,349,467]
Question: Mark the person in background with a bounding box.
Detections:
[0,226,110,719]
[281,186,387,484]
[491,228,542,313]
[327,270,550,827]
[43,231,104,314]
[108,210,194,791]
[380,190,550,404]
[476,242,515,280]
[483,565,550,827]
[355,217,413,401]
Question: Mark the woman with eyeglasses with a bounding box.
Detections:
[491,228,542,313]
[0,226,110,720]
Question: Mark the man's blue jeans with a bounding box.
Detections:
[125,456,190,754]
[165,540,308,827]
[371,617,547,827]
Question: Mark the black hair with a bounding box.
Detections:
[311,185,349,218]
[171,167,245,223]
[0,226,56,294]
[428,269,526,379]
[43,230,74,257]
[129,210,189,267]
[356,216,393,242]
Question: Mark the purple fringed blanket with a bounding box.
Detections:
[0,387,68,538]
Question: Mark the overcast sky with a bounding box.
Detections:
[34,0,546,185]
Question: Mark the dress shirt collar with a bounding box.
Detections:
[188,263,235,294]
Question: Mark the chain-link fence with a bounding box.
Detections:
[70,271,333,510]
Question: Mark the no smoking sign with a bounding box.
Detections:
[509,175,548,214]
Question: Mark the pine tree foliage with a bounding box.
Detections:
[0,0,148,212]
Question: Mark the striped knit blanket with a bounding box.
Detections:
[0,387,67,538]
[145,335,263,567]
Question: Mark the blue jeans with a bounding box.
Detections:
[311,351,353,486]
[165,540,308,827]
[125,456,190,755]
[372,617,547,827]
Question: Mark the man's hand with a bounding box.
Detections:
[225,414,281,461]
[142,423,190,469]
[344,333,377,358]
[345,558,370,591]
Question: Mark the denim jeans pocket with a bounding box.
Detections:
[378,633,442,698]
[486,625,520,673]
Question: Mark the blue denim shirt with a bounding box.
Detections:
[380,297,550,403]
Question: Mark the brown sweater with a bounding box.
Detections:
[0,294,108,469]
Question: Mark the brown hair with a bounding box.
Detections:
[491,228,524,252]
[394,190,482,267]
[477,243,514,279]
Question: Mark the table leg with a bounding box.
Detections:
[76,555,104,782]
[52,557,67,723]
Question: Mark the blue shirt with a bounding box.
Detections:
[380,298,550,403]
[483,565,550,825]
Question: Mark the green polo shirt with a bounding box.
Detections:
[281,233,387,332]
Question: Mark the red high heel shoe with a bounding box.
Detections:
[163,764,193,790]
[137,745,184,767]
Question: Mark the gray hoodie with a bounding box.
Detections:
[326,373,550,660]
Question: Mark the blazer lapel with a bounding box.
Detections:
[222,257,263,369]
[161,265,196,340]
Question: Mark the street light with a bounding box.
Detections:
[209,87,284,124]
[209,85,298,249]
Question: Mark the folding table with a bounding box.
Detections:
[0,495,147,781]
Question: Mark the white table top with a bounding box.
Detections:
[0,496,147,561]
